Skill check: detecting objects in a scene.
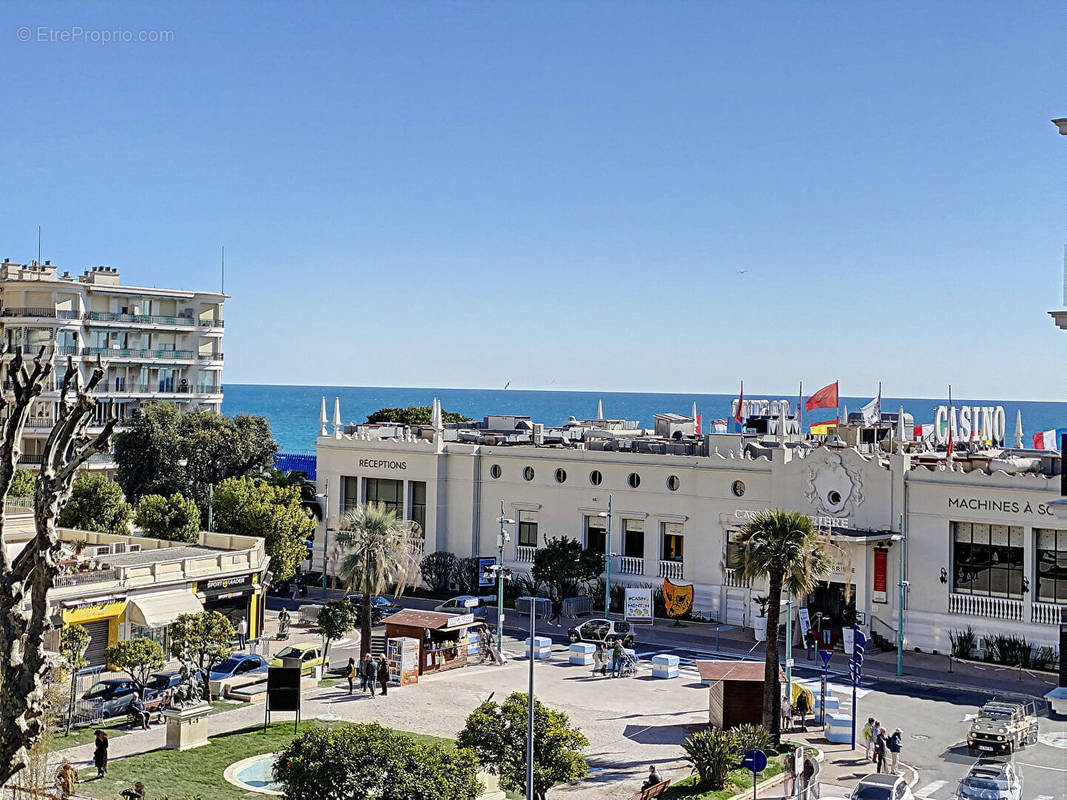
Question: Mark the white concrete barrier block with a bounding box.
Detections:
[651,653,679,668]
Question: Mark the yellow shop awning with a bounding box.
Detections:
[127,590,203,629]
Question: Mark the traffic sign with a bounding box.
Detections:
[819,649,833,668]
[742,749,768,773]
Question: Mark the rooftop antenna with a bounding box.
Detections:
[37,225,41,265]
[1062,244,1066,305]
[221,245,225,294]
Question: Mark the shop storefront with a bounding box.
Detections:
[60,596,127,667]
[197,574,258,638]
[125,589,204,654]
[384,609,486,675]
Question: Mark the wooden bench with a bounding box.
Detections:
[629,779,670,800]
[126,694,168,727]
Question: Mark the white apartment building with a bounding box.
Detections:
[0,259,225,465]
[313,401,1066,653]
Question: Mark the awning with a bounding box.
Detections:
[127,590,203,628]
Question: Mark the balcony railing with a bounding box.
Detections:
[948,592,1023,622]
[515,545,537,564]
[105,381,196,394]
[617,556,644,576]
[198,352,224,361]
[199,319,224,328]
[722,568,752,588]
[658,560,684,581]
[15,454,45,465]
[54,568,119,588]
[1031,601,1065,626]
[82,347,195,360]
[1,308,79,319]
[85,311,195,326]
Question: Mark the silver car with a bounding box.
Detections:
[955,762,1022,800]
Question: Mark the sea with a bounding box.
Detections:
[221,384,1067,455]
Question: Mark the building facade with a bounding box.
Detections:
[313,403,1065,653]
[0,259,225,466]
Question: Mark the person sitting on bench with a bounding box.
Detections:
[641,765,662,791]
[129,693,150,730]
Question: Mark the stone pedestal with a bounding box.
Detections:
[164,702,211,751]
[476,769,506,800]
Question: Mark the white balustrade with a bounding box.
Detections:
[617,556,644,576]
[722,568,751,588]
[948,593,1023,622]
[658,560,684,581]
[516,545,537,564]
[1031,601,1065,626]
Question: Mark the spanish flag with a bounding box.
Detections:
[810,419,839,435]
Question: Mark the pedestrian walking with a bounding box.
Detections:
[874,730,888,774]
[872,720,884,763]
[782,748,796,797]
[611,640,625,678]
[93,730,108,778]
[801,756,815,800]
[278,607,291,638]
[361,653,376,696]
[596,643,608,676]
[377,655,390,696]
[54,762,78,798]
[345,657,357,695]
[780,696,793,733]
[548,595,563,626]
[290,582,299,602]
[794,690,811,732]
[888,727,903,774]
[237,618,248,649]
[862,716,875,759]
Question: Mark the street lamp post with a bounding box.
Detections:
[526,600,536,800]
[317,479,330,597]
[600,495,613,615]
[497,503,514,654]
[894,523,908,677]
[785,586,793,706]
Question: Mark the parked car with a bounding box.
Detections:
[956,762,1022,800]
[434,595,488,620]
[269,643,325,674]
[849,774,914,800]
[80,679,138,718]
[343,594,402,624]
[208,653,269,682]
[144,671,181,700]
[567,618,635,647]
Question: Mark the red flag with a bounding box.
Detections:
[805,381,838,412]
[947,423,954,460]
[734,381,744,424]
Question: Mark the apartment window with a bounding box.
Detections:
[589,470,602,486]
[585,516,606,554]
[409,481,426,533]
[518,511,538,548]
[623,519,644,559]
[554,468,567,484]
[666,475,680,492]
[522,466,535,482]
[341,476,360,512]
[1036,528,1067,603]
[725,530,744,569]
[661,522,684,563]
[489,464,501,479]
[365,478,403,515]
[951,522,1023,598]
[627,472,641,488]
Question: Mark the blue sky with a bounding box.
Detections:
[2,2,1064,400]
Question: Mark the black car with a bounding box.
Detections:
[79,679,138,718]
[343,594,402,625]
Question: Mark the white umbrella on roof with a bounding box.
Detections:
[333,397,342,438]
[320,396,328,437]
[597,399,603,420]
[1013,409,1023,449]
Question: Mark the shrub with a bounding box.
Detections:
[732,723,772,756]
[420,551,459,593]
[135,493,201,542]
[950,627,976,660]
[1032,646,1059,672]
[981,633,1033,667]
[9,468,34,498]
[681,728,739,790]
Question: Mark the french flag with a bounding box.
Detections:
[1032,429,1065,450]
[913,424,935,440]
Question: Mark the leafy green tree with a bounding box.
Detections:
[729,508,832,744]
[263,467,322,520]
[338,503,419,657]
[104,638,166,695]
[57,473,133,534]
[179,410,277,513]
[531,536,604,603]
[169,611,234,702]
[458,692,588,800]
[420,551,458,593]
[366,406,472,425]
[59,625,89,735]
[135,493,201,542]
[211,477,312,582]
[315,599,358,666]
[681,729,739,790]
[275,723,480,800]
[9,469,34,498]
[113,402,186,502]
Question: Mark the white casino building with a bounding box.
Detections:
[313,400,1065,652]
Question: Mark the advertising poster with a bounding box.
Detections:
[624,587,654,624]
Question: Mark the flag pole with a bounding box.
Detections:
[797,381,803,432]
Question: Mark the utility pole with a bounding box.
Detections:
[603,495,613,615]
[497,502,514,654]
[785,582,793,705]
[320,478,330,597]
[896,515,906,676]
[526,603,536,800]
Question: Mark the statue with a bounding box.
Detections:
[170,657,204,708]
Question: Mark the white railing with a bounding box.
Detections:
[617,556,644,576]
[948,593,1023,622]
[515,545,536,564]
[1031,602,1065,626]
[658,560,683,581]
[722,568,751,588]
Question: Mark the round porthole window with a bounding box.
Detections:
[827,490,842,506]
[522,466,535,482]
[666,475,680,491]
[489,464,501,479]
[589,470,602,486]
[555,468,567,484]
[732,480,746,497]
[628,472,641,489]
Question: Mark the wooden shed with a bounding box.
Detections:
[697,660,785,730]
[383,609,486,676]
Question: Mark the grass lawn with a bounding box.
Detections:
[52,701,238,750]
[76,721,455,800]
[661,743,816,800]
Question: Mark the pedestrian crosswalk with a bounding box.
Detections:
[911,780,1054,800]
[913,780,946,798]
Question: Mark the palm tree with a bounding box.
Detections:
[337,502,420,657]
[730,509,831,744]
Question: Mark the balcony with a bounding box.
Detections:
[199,319,224,328]
[104,381,197,394]
[948,592,1023,622]
[85,311,195,327]
[82,347,195,360]
[54,568,120,589]
[722,568,752,588]
[658,560,684,581]
[1031,601,1066,626]
[617,556,644,576]
[515,545,536,564]
[198,352,224,361]
[1,308,79,320]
